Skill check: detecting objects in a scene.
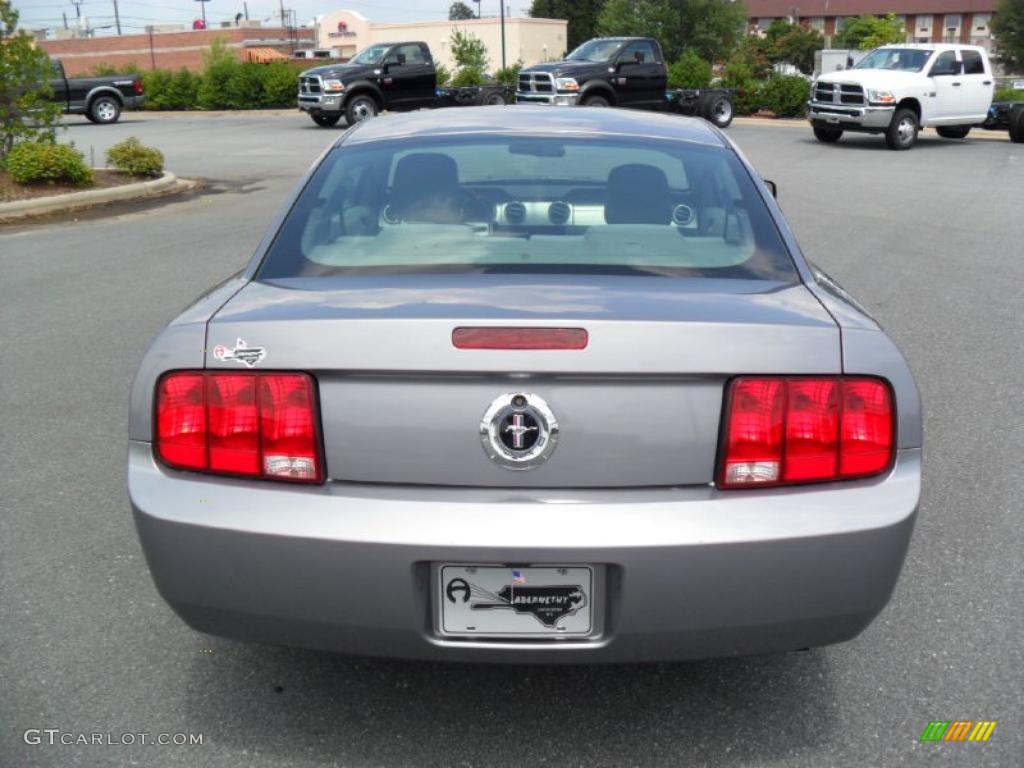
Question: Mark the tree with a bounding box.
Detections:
[597,0,747,62]
[597,0,678,46]
[668,49,712,88]
[0,0,62,160]
[992,0,1024,70]
[835,14,906,50]
[774,25,825,74]
[450,28,488,70]
[529,0,607,51]
[449,1,476,20]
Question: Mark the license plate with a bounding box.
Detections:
[438,565,593,637]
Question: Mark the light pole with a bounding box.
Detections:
[499,1,505,69]
[195,0,209,29]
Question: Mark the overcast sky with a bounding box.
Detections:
[14,0,533,34]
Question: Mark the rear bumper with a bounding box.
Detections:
[808,100,894,131]
[129,441,920,663]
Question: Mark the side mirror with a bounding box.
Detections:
[764,179,778,199]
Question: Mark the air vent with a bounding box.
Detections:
[504,201,526,225]
[548,201,571,225]
[672,204,695,227]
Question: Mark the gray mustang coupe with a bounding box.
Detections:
[129,107,921,663]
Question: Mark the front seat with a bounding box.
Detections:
[389,153,462,223]
[604,163,672,225]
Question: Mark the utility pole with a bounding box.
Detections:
[62,11,69,29]
[499,1,506,69]
[279,0,286,29]
[243,2,249,21]
[113,0,122,34]
[71,0,83,19]
[195,0,209,29]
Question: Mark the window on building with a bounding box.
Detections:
[961,49,985,74]
[757,18,773,32]
[973,13,991,34]
[835,17,849,32]
[917,14,933,33]
[944,14,962,32]
[809,16,825,31]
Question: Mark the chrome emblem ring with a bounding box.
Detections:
[480,393,559,470]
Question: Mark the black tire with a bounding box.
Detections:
[1009,105,1024,144]
[311,112,341,127]
[345,94,378,125]
[88,95,121,124]
[704,94,734,128]
[581,94,610,107]
[813,126,843,143]
[936,125,970,139]
[483,91,506,106]
[885,107,918,150]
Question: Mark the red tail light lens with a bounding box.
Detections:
[719,376,893,489]
[156,371,322,483]
[134,79,144,94]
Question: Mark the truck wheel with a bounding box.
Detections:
[345,95,378,124]
[813,126,843,143]
[483,92,506,106]
[705,94,734,128]
[88,95,121,124]
[311,112,341,127]
[936,126,970,139]
[885,108,918,150]
[1009,105,1024,144]
[581,94,610,108]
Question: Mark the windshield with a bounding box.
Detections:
[565,39,624,63]
[348,44,390,66]
[854,48,932,72]
[258,135,796,281]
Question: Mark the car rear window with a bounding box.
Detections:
[257,135,797,281]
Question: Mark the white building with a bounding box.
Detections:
[311,10,568,71]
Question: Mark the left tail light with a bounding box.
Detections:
[156,371,323,483]
[134,79,144,95]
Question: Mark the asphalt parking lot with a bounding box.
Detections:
[2,110,1022,768]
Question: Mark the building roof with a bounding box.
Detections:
[338,106,725,148]
[746,0,997,16]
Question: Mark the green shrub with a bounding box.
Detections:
[493,62,522,86]
[435,63,451,87]
[995,86,1024,102]
[197,39,241,109]
[6,141,93,186]
[451,66,486,87]
[761,74,810,117]
[261,61,300,107]
[720,61,762,115]
[223,63,266,109]
[105,136,164,176]
[668,49,712,89]
[91,61,142,76]
[141,69,174,110]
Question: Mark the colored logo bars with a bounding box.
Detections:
[920,721,997,742]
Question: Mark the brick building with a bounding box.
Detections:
[38,26,315,76]
[745,0,999,49]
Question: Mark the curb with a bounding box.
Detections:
[0,171,190,222]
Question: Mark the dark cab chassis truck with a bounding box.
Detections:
[297,41,512,127]
[516,37,736,129]
[49,60,145,124]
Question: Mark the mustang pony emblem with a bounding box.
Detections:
[212,338,266,368]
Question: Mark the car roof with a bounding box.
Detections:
[877,43,986,53]
[338,106,727,149]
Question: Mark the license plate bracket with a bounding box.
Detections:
[437,564,594,638]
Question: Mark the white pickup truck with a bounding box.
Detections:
[807,43,1023,149]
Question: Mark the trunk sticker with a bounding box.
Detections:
[212,338,266,368]
[445,577,587,628]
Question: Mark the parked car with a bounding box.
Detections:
[297,41,510,127]
[48,60,144,124]
[129,107,921,663]
[808,43,1022,148]
[517,37,736,128]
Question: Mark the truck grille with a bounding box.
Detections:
[299,76,322,95]
[518,72,554,93]
[814,82,865,106]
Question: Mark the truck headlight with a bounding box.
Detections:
[554,77,580,92]
[867,89,896,105]
[322,79,345,93]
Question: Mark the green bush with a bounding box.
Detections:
[223,63,266,109]
[91,61,142,76]
[995,86,1024,102]
[6,141,93,186]
[451,66,486,87]
[261,61,301,107]
[761,74,810,117]
[720,61,762,115]
[493,62,522,86]
[197,39,240,109]
[668,49,712,89]
[106,136,164,176]
[435,63,451,87]
[141,69,174,110]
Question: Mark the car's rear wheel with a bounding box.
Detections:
[813,126,843,143]
[885,108,918,150]
[88,95,121,124]
[311,112,341,127]
[936,125,971,139]
[345,94,378,124]
[581,94,610,107]
[1009,105,1024,144]
[704,94,734,128]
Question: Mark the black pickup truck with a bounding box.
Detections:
[517,37,735,129]
[297,41,511,127]
[49,60,145,124]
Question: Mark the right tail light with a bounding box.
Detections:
[718,376,894,489]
